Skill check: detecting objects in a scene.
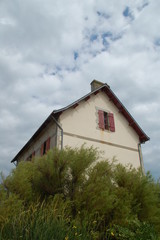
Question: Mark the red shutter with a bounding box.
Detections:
[46,137,51,152]
[98,110,104,129]
[108,113,115,132]
[32,151,35,158]
[40,143,44,156]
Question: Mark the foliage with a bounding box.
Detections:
[106,219,159,240]
[33,146,98,201]
[0,173,24,226]
[0,146,160,239]
[2,161,36,203]
[77,162,160,237]
[0,195,91,240]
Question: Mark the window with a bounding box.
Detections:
[26,151,35,161]
[27,154,32,161]
[98,110,115,132]
[40,137,51,156]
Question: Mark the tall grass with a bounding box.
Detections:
[0,195,91,240]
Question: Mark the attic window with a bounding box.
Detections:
[40,137,51,156]
[98,110,115,132]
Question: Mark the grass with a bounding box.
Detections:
[0,199,91,240]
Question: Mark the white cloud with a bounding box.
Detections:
[0,0,159,180]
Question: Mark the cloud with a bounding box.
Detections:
[0,0,159,180]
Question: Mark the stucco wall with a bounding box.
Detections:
[61,134,140,168]
[18,121,57,162]
[59,92,141,168]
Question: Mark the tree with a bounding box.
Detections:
[0,147,160,239]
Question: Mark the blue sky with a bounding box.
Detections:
[0,0,160,180]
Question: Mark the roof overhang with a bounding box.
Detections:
[101,86,150,143]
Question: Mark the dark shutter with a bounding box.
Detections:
[98,110,104,129]
[40,143,44,156]
[32,151,35,158]
[108,113,115,132]
[46,137,51,152]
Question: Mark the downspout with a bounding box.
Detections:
[51,115,63,150]
[138,143,145,175]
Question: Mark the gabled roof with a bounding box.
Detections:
[11,83,149,163]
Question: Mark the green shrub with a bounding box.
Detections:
[0,146,160,239]
[2,161,37,203]
[106,218,159,240]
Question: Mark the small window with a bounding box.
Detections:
[26,151,35,161]
[27,154,32,161]
[43,141,47,155]
[104,112,109,130]
[98,110,115,132]
[40,137,51,156]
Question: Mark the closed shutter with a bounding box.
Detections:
[32,151,35,158]
[98,110,104,129]
[40,143,44,156]
[108,113,115,132]
[46,137,51,152]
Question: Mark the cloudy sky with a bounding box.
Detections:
[0,0,160,180]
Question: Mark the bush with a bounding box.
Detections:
[106,219,159,240]
[0,146,160,239]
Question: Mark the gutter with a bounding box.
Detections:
[51,115,63,150]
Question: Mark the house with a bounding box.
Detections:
[11,80,149,171]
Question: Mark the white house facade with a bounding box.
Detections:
[11,80,149,171]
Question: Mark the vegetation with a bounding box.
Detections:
[0,146,160,239]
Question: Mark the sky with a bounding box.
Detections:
[0,0,160,180]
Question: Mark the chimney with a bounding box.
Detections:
[90,80,105,91]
